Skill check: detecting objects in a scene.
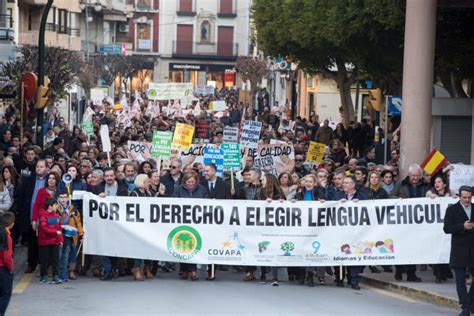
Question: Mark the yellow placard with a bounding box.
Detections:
[306,141,326,163]
[172,123,195,151]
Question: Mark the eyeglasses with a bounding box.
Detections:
[170,166,179,169]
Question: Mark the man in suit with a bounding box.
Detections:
[444,185,474,316]
[17,159,49,273]
[202,163,231,200]
[201,163,231,280]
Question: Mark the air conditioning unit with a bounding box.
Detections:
[118,24,130,33]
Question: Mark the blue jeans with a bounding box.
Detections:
[454,267,474,312]
[133,259,143,269]
[348,266,365,285]
[0,267,13,316]
[101,257,118,275]
[59,237,77,280]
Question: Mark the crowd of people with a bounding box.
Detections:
[0,87,473,316]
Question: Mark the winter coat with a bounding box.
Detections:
[443,202,474,268]
[32,188,55,222]
[38,209,63,246]
[56,202,84,245]
[0,228,13,272]
[333,187,369,201]
[0,188,12,212]
[295,187,323,201]
[160,173,183,197]
[172,184,209,199]
[368,187,389,200]
[390,177,429,199]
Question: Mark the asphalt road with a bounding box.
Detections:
[6,249,457,316]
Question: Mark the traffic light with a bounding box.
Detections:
[369,88,382,112]
[36,76,50,109]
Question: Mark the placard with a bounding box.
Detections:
[172,123,194,151]
[449,164,474,193]
[203,147,225,178]
[240,120,262,149]
[221,143,241,171]
[223,127,239,143]
[151,131,173,159]
[306,141,326,163]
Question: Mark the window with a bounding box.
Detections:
[200,21,210,42]
[136,22,152,51]
[136,0,152,10]
[58,9,68,34]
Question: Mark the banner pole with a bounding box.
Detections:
[230,170,234,191]
[107,152,112,167]
[211,263,215,279]
[339,264,343,282]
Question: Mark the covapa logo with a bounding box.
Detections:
[167,225,202,260]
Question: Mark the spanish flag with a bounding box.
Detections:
[420,149,448,175]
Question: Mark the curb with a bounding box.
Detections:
[359,275,459,310]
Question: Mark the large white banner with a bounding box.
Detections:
[148,83,194,100]
[79,191,455,267]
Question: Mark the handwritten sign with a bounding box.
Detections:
[223,127,239,143]
[306,141,326,163]
[172,123,194,150]
[449,164,474,193]
[240,120,262,149]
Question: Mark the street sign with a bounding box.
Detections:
[388,96,402,115]
[98,43,126,56]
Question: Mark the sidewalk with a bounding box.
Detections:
[360,267,462,310]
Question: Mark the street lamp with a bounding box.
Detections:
[79,0,102,61]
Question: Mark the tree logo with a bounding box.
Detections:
[258,241,271,253]
[167,226,202,261]
[281,241,295,256]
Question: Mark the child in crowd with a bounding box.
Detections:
[56,191,83,282]
[0,211,15,316]
[38,198,63,284]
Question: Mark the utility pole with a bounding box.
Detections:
[36,0,54,147]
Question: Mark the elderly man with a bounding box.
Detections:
[390,163,429,282]
[160,159,183,196]
[444,186,474,316]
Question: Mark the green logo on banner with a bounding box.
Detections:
[167,225,202,261]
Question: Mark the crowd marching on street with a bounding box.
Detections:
[0,87,473,316]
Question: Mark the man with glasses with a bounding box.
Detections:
[390,164,429,282]
[160,159,183,196]
[294,154,308,176]
[79,159,93,177]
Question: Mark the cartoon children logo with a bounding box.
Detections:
[340,239,394,255]
[281,241,295,256]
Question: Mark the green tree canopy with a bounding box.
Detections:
[253,0,405,123]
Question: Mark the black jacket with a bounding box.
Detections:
[92,181,129,197]
[443,202,474,268]
[368,187,389,200]
[333,188,369,201]
[16,175,43,233]
[295,188,323,201]
[201,178,232,199]
[160,173,183,197]
[390,177,429,199]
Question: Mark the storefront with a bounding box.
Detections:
[168,63,236,89]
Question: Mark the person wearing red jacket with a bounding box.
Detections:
[38,198,63,284]
[0,211,15,316]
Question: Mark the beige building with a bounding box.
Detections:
[18,0,82,51]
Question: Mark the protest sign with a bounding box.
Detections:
[82,192,452,267]
[90,87,106,106]
[151,131,173,159]
[211,100,226,112]
[100,125,112,153]
[177,143,218,166]
[172,123,194,151]
[116,111,132,128]
[81,120,94,135]
[306,141,326,163]
[223,127,239,143]
[127,141,151,161]
[240,120,262,149]
[194,85,215,96]
[82,107,95,121]
[148,83,194,100]
[194,119,212,141]
[203,147,225,177]
[449,164,474,193]
[243,142,295,175]
[221,143,241,171]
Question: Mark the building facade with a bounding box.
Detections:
[155,0,251,89]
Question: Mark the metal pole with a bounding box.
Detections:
[37,0,54,147]
[85,2,90,61]
[20,82,24,145]
[354,81,360,122]
[384,95,389,164]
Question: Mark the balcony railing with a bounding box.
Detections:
[176,0,196,16]
[0,14,14,41]
[172,41,239,60]
[218,0,237,18]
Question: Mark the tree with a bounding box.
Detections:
[253,0,405,124]
[435,7,474,98]
[236,56,268,117]
[281,241,295,256]
[0,45,87,103]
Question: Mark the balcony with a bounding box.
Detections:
[19,22,81,51]
[176,0,196,16]
[172,41,238,61]
[0,14,14,41]
[218,0,237,18]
